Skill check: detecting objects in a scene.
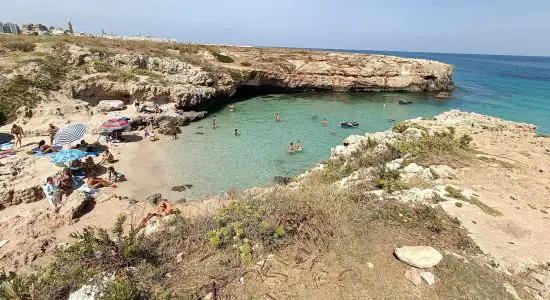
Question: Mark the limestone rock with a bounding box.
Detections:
[96,100,125,112]
[68,273,115,300]
[274,176,292,185]
[402,127,424,141]
[429,165,457,179]
[420,271,435,285]
[404,268,422,286]
[435,91,452,99]
[395,246,443,268]
[402,163,434,180]
[60,193,95,220]
[144,193,162,205]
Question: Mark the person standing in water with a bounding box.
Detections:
[211,118,216,129]
[275,113,281,122]
[312,112,318,119]
[296,141,303,151]
[234,128,241,136]
[322,119,329,126]
[229,104,236,112]
[288,142,295,154]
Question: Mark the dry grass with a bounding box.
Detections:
[445,186,503,216]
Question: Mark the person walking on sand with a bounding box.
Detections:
[11,124,24,148]
[322,119,329,126]
[134,100,140,113]
[48,124,59,146]
[211,118,216,129]
[275,113,281,122]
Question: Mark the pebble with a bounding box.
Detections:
[420,271,435,285]
[404,268,422,286]
[367,262,374,269]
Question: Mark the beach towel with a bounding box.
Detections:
[77,184,100,196]
[33,146,63,156]
[0,143,14,151]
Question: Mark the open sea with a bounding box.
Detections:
[166,51,550,198]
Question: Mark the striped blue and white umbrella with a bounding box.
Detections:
[53,123,86,146]
[50,149,87,165]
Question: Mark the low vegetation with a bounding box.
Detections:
[3,40,36,52]
[213,53,235,63]
[445,186,502,216]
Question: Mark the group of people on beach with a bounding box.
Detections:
[43,140,123,210]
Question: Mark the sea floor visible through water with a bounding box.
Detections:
[165,93,449,198]
[165,51,550,199]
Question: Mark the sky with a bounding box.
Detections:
[3,0,550,56]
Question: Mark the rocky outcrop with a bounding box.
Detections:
[57,44,454,110]
[395,246,443,268]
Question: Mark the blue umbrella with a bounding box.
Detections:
[50,149,87,165]
[54,123,86,146]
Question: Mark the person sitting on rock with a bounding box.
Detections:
[38,140,59,154]
[141,200,172,226]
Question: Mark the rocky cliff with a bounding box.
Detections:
[0,36,454,123]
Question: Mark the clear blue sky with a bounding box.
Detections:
[4,0,550,56]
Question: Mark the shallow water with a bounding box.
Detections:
[166,51,550,199]
[166,93,448,198]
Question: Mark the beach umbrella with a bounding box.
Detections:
[102,118,129,132]
[50,149,87,165]
[54,123,86,146]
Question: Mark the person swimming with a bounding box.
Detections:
[234,128,241,136]
[211,118,217,129]
[288,142,294,154]
[322,119,329,126]
[312,112,318,119]
[275,112,281,122]
[229,104,236,112]
[296,141,303,151]
[331,128,336,135]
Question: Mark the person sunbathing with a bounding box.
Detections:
[141,200,172,226]
[86,176,113,189]
[38,140,59,153]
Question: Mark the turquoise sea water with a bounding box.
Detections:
[167,52,550,198]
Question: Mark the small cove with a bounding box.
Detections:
[165,93,449,198]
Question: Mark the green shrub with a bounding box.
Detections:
[93,61,112,73]
[392,122,428,133]
[33,55,69,90]
[132,68,161,78]
[0,75,36,125]
[107,70,138,83]
[213,53,234,63]
[374,165,406,193]
[4,41,35,52]
[395,129,471,158]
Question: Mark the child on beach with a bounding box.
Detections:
[107,166,125,183]
[44,177,59,210]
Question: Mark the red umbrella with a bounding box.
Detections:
[102,118,129,132]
